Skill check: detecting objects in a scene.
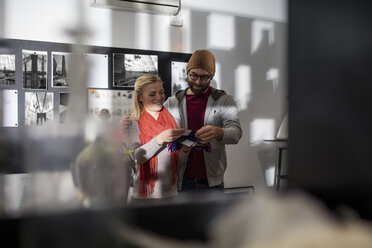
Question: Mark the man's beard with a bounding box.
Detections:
[187,78,210,95]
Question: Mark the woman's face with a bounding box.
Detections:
[139,81,165,115]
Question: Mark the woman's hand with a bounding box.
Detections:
[156,128,185,145]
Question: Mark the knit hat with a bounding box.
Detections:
[186,49,215,77]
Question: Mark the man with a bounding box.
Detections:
[163,49,242,192]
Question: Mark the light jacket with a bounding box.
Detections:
[164,87,242,189]
[124,118,189,199]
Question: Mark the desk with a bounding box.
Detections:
[263,139,288,190]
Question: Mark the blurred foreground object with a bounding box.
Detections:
[73,134,128,208]
[288,0,372,219]
[209,191,372,248]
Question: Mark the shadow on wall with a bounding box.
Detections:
[229,21,287,188]
[186,12,287,189]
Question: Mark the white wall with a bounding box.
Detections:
[1,0,288,190]
[0,0,3,37]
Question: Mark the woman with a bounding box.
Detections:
[124,74,189,201]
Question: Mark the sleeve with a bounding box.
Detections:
[123,120,165,165]
[219,94,242,144]
[163,96,180,120]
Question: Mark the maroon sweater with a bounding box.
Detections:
[184,87,211,179]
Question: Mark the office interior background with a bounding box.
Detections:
[0,0,288,190]
[2,0,372,247]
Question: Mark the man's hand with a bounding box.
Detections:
[156,128,185,145]
[120,115,132,135]
[195,125,223,142]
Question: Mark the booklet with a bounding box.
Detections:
[168,130,212,152]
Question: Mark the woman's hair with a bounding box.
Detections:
[132,74,163,120]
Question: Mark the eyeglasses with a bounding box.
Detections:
[188,72,211,82]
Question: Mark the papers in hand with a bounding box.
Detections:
[181,139,198,147]
[180,130,201,147]
[168,129,212,153]
[183,129,192,136]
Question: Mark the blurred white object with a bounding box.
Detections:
[1,172,80,215]
[209,191,372,248]
[276,113,288,140]
[73,134,128,209]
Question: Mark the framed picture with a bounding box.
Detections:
[59,92,69,124]
[171,61,188,95]
[52,52,72,88]
[24,92,54,126]
[113,53,158,88]
[22,50,48,90]
[0,54,16,86]
[88,88,134,123]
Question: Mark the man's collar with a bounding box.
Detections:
[175,86,226,102]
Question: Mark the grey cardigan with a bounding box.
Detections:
[124,117,189,199]
[164,87,242,189]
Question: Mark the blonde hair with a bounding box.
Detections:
[132,74,163,120]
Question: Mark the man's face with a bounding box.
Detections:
[187,68,211,95]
